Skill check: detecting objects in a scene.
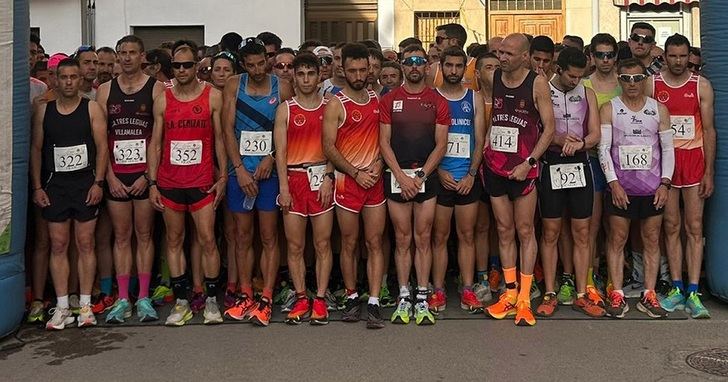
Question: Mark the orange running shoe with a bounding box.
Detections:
[535,292,558,317]
[310,298,329,325]
[486,292,517,319]
[224,294,256,321]
[427,289,447,313]
[460,289,484,313]
[515,300,536,326]
[573,295,606,317]
[91,294,116,315]
[286,298,311,325]
[249,299,272,327]
[586,286,605,308]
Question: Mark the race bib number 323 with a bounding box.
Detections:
[54,144,89,172]
[170,140,202,166]
[239,131,272,156]
[114,139,146,165]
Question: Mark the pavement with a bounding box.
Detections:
[1,297,728,381]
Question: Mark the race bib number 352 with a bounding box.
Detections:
[490,126,519,153]
[239,131,272,156]
[670,115,696,140]
[446,133,470,158]
[170,140,202,166]
[390,169,425,194]
[549,163,586,190]
[54,144,89,172]
[618,145,652,171]
[113,139,146,165]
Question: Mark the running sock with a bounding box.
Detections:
[399,285,410,299]
[517,273,533,303]
[416,286,428,302]
[204,277,219,298]
[226,282,237,292]
[295,291,307,300]
[262,288,274,302]
[614,289,625,297]
[463,285,472,293]
[687,283,699,294]
[79,294,91,307]
[503,267,517,297]
[368,296,380,306]
[138,273,151,299]
[489,256,501,269]
[346,289,358,300]
[476,270,488,286]
[117,274,131,300]
[100,277,113,296]
[586,267,595,287]
[577,293,586,298]
[171,275,189,301]
[673,280,685,293]
[57,295,69,309]
[240,285,254,298]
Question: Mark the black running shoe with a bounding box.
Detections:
[366,303,385,329]
[341,298,361,322]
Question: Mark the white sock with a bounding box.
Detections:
[57,295,69,309]
[416,286,428,301]
[79,294,91,306]
[399,285,410,298]
[347,292,359,300]
[368,296,380,305]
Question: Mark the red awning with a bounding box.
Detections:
[613,0,698,5]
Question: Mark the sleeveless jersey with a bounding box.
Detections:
[286,97,328,166]
[485,69,542,179]
[335,90,380,169]
[158,85,214,189]
[42,98,95,177]
[583,78,621,109]
[653,73,703,150]
[610,96,662,196]
[438,88,476,181]
[549,81,589,158]
[107,76,156,174]
[234,73,280,174]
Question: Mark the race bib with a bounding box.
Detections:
[490,126,518,153]
[53,144,89,172]
[619,145,652,171]
[670,115,696,140]
[446,133,470,158]
[306,165,327,191]
[549,163,586,190]
[390,169,425,194]
[170,140,202,166]
[113,139,146,165]
[239,131,272,156]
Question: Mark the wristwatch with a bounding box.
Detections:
[325,172,335,181]
[527,156,538,168]
[148,180,158,187]
[94,180,105,188]
[660,181,672,190]
[415,170,427,180]
[468,168,478,177]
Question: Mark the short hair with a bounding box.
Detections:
[563,35,584,51]
[116,35,145,52]
[401,44,427,58]
[57,58,80,71]
[590,33,618,55]
[96,46,116,56]
[440,46,467,66]
[159,41,175,50]
[299,39,323,52]
[382,60,402,76]
[146,49,173,78]
[360,39,382,51]
[368,48,384,62]
[220,32,243,53]
[292,52,320,73]
[436,23,467,47]
[398,37,422,49]
[530,35,555,55]
[333,42,347,51]
[524,34,534,44]
[631,22,656,36]
[341,43,369,67]
[31,60,48,76]
[554,43,565,54]
[475,52,498,70]
[276,48,296,58]
[171,45,198,62]
[469,44,489,58]
[556,47,587,71]
[617,58,646,74]
[197,45,210,57]
[30,33,40,46]
[664,33,691,52]
[257,31,282,50]
[238,37,267,60]
[172,40,198,55]
[690,47,701,57]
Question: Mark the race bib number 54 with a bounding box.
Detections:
[619,145,652,171]
[670,115,696,140]
[490,126,518,153]
[240,131,272,156]
[170,140,202,166]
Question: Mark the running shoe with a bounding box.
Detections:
[135,297,159,322]
[45,307,74,330]
[685,292,710,319]
[586,286,605,308]
[105,298,132,324]
[515,300,536,326]
[636,290,668,319]
[286,298,311,325]
[391,297,413,325]
[27,300,45,323]
[414,300,435,325]
[366,304,385,329]
[341,298,361,322]
[203,296,223,325]
[310,298,329,325]
[379,284,396,308]
[573,295,606,317]
[486,292,517,319]
[489,268,503,293]
[660,287,686,312]
[273,282,292,305]
[224,294,256,321]
[77,304,97,328]
[69,294,81,315]
[605,291,629,319]
[530,281,541,301]
[535,292,558,317]
[249,299,273,327]
[165,299,193,326]
[91,293,116,314]
[189,291,207,314]
[427,289,447,313]
[473,283,493,304]
[333,289,348,310]
[280,290,297,313]
[557,274,576,305]
[224,289,238,309]
[460,289,484,313]
[656,279,673,297]
[324,290,338,312]
[151,285,174,306]
[593,273,607,295]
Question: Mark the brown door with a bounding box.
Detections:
[489,13,564,41]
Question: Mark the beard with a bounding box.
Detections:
[445,74,463,85]
[346,77,366,90]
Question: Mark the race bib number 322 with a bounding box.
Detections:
[239,131,272,156]
[618,145,652,171]
[113,139,146,165]
[54,144,89,172]
[170,140,202,166]
[490,126,519,153]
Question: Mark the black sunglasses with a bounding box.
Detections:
[319,56,333,65]
[593,51,617,60]
[630,33,655,44]
[172,61,195,70]
[687,62,701,71]
[273,63,293,70]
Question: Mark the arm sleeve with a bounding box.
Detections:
[659,129,675,181]
[598,124,618,184]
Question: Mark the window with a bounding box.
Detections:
[489,0,562,11]
[131,26,205,51]
[414,11,460,47]
[305,0,378,45]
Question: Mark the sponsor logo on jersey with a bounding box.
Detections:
[293,114,306,126]
[568,95,582,103]
[192,105,203,114]
[109,104,122,115]
[657,90,670,103]
[351,109,362,122]
[644,109,657,116]
[461,100,472,113]
[393,100,403,112]
[269,97,278,105]
[494,98,503,109]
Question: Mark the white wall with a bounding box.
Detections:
[30,0,83,55]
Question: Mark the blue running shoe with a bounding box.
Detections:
[135,297,159,322]
[659,287,686,312]
[105,299,132,324]
[685,292,710,319]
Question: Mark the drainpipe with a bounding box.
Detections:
[592,0,599,36]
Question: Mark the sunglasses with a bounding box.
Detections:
[401,56,427,67]
[435,36,452,45]
[319,56,333,65]
[141,62,154,69]
[630,33,655,44]
[239,37,265,50]
[274,63,293,70]
[618,73,648,83]
[687,62,701,71]
[198,66,212,74]
[172,61,195,70]
[593,51,617,60]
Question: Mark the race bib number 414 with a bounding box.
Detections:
[170,140,202,166]
[490,126,518,153]
[54,144,89,172]
[239,131,272,156]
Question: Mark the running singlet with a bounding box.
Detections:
[107,76,156,174]
[234,73,280,174]
[610,96,662,196]
[438,88,475,181]
[548,81,589,155]
[42,98,95,177]
[583,78,621,109]
[379,86,450,168]
[286,97,328,166]
[158,85,214,189]
[653,73,703,150]
[485,69,542,179]
[335,90,380,169]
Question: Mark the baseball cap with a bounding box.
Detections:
[313,46,333,57]
[48,53,69,70]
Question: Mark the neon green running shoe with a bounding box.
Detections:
[659,287,686,312]
[151,285,173,306]
[391,297,412,324]
[686,292,710,319]
[557,274,576,305]
[379,284,396,308]
[27,300,45,323]
[414,300,435,325]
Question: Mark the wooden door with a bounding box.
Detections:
[514,15,562,41]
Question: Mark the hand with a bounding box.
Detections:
[207,177,227,209]
[235,167,259,197]
[32,189,50,208]
[699,173,714,199]
[317,177,333,208]
[366,160,383,182]
[397,173,419,201]
[278,191,292,214]
[456,174,475,195]
[552,133,566,148]
[253,155,274,181]
[508,161,531,181]
[437,169,458,191]
[653,185,669,210]
[562,136,584,157]
[128,175,149,197]
[609,181,630,210]
[86,183,103,206]
[536,67,547,78]
[106,173,128,199]
[355,170,377,189]
[149,186,165,211]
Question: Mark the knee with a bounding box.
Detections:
[456,228,475,246]
[134,225,153,245]
[394,231,412,250]
[571,225,589,248]
[515,221,534,241]
[259,229,278,250]
[496,223,515,242]
[541,227,560,246]
[365,235,383,255]
[75,234,95,255]
[313,237,331,256]
[684,219,703,240]
[608,230,628,249]
[339,234,358,253]
[287,240,305,258]
[432,228,449,248]
[663,215,681,236]
[49,237,70,256]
